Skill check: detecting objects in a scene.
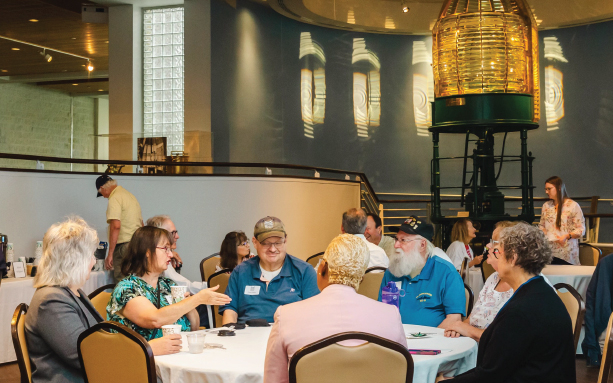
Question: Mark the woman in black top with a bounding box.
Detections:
[442,222,576,383]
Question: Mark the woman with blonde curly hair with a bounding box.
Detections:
[263,234,407,383]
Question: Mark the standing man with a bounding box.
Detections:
[96,175,143,283]
[220,216,319,324]
[378,216,465,328]
[364,213,395,258]
[341,208,389,269]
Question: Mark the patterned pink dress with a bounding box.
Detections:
[538,199,585,265]
[470,272,514,329]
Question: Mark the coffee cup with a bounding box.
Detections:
[161,324,182,336]
[26,264,34,276]
[171,285,187,303]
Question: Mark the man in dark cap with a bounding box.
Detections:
[378,216,465,328]
[96,175,143,283]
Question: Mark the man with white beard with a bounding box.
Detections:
[378,216,465,328]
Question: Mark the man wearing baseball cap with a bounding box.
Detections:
[378,216,465,328]
[220,216,319,324]
[96,175,143,283]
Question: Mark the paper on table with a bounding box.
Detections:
[13,262,26,278]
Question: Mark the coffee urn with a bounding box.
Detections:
[0,233,7,277]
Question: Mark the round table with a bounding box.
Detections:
[155,324,478,383]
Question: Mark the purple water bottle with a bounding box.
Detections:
[382,281,404,308]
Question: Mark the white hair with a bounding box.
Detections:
[388,246,426,278]
[34,216,99,289]
[99,179,117,191]
[146,215,171,229]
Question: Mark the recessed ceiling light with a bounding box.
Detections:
[98,89,104,91]
[1,70,7,72]
[72,83,78,86]
[71,37,77,40]
[11,48,20,51]
[29,19,39,22]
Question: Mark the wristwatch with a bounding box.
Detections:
[567,233,572,240]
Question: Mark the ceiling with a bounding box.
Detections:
[0,0,109,95]
[270,0,613,34]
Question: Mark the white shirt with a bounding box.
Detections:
[354,234,389,269]
[260,265,282,281]
[432,247,454,265]
[446,240,474,271]
[163,266,207,295]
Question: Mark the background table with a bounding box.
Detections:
[0,270,112,364]
[155,324,477,383]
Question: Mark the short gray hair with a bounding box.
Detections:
[34,216,99,289]
[99,179,117,191]
[499,222,552,275]
[342,208,368,235]
[146,215,170,228]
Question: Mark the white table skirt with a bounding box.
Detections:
[155,324,477,383]
[0,270,112,364]
[467,265,595,299]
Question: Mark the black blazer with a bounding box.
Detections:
[449,276,576,383]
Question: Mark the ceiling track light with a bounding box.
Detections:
[401,0,410,13]
[87,60,94,72]
[40,49,52,62]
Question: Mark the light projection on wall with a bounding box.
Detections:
[299,32,326,139]
[385,17,396,29]
[347,8,356,24]
[412,40,434,137]
[543,36,568,131]
[352,38,381,138]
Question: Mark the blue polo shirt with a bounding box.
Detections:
[378,255,465,327]
[219,254,319,323]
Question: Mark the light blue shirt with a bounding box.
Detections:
[378,255,466,326]
[220,254,319,323]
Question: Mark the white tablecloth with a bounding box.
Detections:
[155,324,477,383]
[0,270,112,364]
[467,265,595,299]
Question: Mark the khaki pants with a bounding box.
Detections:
[113,242,129,283]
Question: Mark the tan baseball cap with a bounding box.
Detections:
[254,216,286,242]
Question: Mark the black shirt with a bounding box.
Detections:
[449,276,576,383]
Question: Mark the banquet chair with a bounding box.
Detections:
[78,321,156,383]
[306,252,325,268]
[200,252,220,282]
[579,243,601,266]
[464,284,474,318]
[208,269,232,328]
[597,312,613,383]
[459,258,469,283]
[88,284,116,319]
[11,303,31,383]
[357,267,387,301]
[554,283,586,352]
[289,331,414,383]
[480,258,495,283]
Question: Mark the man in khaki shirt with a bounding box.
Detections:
[96,175,143,283]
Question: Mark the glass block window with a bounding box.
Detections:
[143,7,184,155]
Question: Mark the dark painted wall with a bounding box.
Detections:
[211,0,613,202]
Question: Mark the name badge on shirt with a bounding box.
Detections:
[245,286,261,295]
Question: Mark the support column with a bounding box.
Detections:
[184,0,213,170]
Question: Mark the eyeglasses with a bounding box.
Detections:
[156,246,172,253]
[544,187,554,192]
[393,237,422,244]
[239,241,249,247]
[170,230,178,237]
[488,239,500,247]
[260,240,285,250]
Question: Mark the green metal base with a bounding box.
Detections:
[430,93,539,133]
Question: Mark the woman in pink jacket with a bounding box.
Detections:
[263,234,407,383]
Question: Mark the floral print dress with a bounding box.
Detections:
[107,274,191,340]
[470,272,514,329]
[538,199,586,265]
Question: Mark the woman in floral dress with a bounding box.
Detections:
[538,176,585,265]
[107,226,231,354]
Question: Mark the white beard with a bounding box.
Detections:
[388,247,427,278]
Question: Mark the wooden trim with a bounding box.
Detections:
[464,283,474,317]
[87,284,116,300]
[207,269,232,328]
[77,321,156,383]
[554,283,586,352]
[10,303,30,383]
[365,266,387,274]
[288,331,414,383]
[200,253,220,282]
